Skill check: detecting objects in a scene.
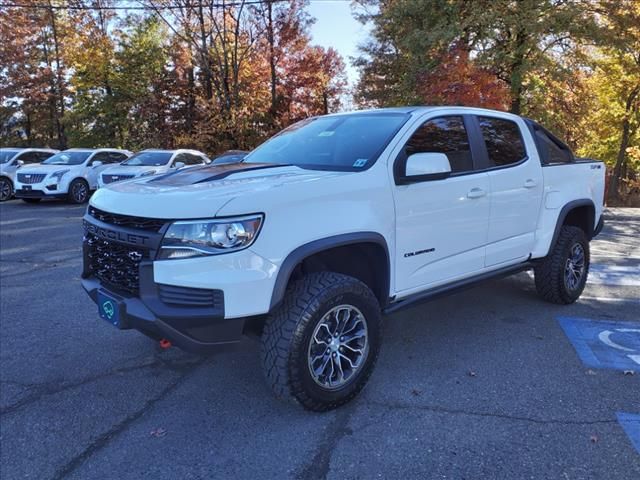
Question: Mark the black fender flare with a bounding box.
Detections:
[549,199,597,249]
[269,232,391,310]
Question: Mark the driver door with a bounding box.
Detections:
[393,115,491,294]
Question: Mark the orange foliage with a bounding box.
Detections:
[416,47,511,110]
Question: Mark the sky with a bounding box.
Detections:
[306,0,372,88]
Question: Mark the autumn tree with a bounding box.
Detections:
[0,3,69,148]
[354,0,595,113]
[579,0,640,202]
[1,1,347,155]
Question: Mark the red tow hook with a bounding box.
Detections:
[159,339,172,349]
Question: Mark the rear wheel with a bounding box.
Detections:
[534,225,590,304]
[0,177,13,202]
[261,272,382,411]
[67,179,90,204]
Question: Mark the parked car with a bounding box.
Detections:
[81,107,605,411]
[0,148,58,201]
[210,150,248,165]
[14,148,132,204]
[98,149,210,187]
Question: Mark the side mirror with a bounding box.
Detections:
[400,152,451,184]
[15,160,24,167]
[91,160,103,167]
[174,161,185,169]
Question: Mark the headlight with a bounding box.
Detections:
[51,169,70,182]
[139,170,157,177]
[158,214,264,259]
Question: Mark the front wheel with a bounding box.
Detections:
[534,225,590,304]
[0,177,13,202]
[67,179,90,204]
[261,272,382,411]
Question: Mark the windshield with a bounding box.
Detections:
[0,149,21,164]
[244,113,409,170]
[42,151,92,166]
[122,151,173,166]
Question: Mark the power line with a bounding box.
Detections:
[0,0,296,10]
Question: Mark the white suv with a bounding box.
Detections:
[98,149,210,187]
[0,148,58,201]
[14,148,132,204]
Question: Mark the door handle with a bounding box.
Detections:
[524,179,537,189]
[467,187,487,199]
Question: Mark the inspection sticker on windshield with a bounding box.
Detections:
[353,159,367,168]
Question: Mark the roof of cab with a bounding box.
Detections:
[332,105,518,117]
[0,147,58,152]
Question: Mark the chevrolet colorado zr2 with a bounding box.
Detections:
[81,107,605,411]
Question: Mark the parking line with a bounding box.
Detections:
[588,264,640,287]
[617,413,640,454]
[580,296,640,304]
[558,317,640,371]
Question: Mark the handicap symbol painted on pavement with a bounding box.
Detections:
[558,317,640,370]
[617,412,640,454]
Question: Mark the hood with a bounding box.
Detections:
[90,162,350,218]
[0,163,20,173]
[102,165,161,176]
[17,164,78,174]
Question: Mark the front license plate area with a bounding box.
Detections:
[97,290,124,328]
[23,185,32,191]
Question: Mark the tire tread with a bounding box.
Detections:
[534,225,589,304]
[261,272,381,411]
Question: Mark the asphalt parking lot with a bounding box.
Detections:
[1,199,639,479]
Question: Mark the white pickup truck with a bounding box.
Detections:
[81,107,605,411]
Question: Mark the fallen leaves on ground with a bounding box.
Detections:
[150,428,167,438]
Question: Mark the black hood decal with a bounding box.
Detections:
[149,162,289,186]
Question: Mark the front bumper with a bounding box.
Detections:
[14,188,67,199]
[15,179,68,198]
[81,209,280,352]
[82,273,245,353]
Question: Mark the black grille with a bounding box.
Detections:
[17,173,46,184]
[88,206,166,232]
[102,174,135,184]
[158,284,223,307]
[86,233,147,294]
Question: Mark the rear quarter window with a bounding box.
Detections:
[534,129,573,164]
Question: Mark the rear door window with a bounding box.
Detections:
[478,116,527,167]
[36,152,56,162]
[90,152,112,165]
[108,152,129,163]
[182,153,206,166]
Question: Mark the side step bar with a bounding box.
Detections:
[384,262,534,315]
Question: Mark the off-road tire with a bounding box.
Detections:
[67,178,90,204]
[534,225,589,304]
[261,272,382,412]
[0,177,13,202]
